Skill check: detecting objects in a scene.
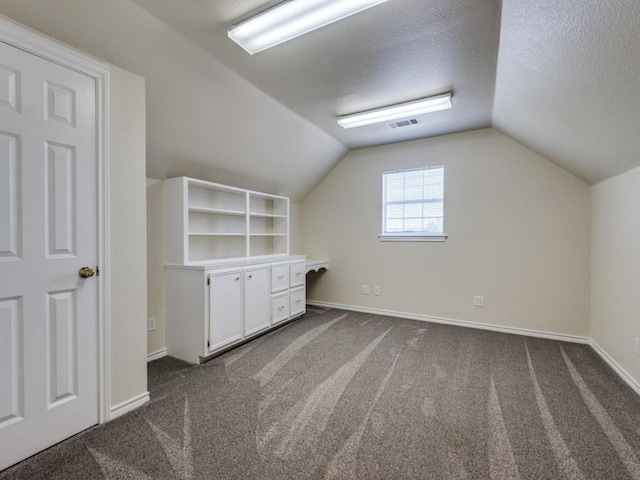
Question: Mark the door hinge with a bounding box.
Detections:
[207,340,210,348]
[207,278,210,285]
[96,266,100,276]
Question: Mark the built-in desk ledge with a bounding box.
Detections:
[305,259,329,274]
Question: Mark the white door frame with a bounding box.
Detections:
[0,15,111,423]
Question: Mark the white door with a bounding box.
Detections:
[244,266,270,336]
[209,271,243,351]
[0,41,98,471]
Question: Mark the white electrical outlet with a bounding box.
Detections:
[374,286,380,296]
[473,296,485,307]
[634,337,640,356]
[148,316,157,332]
[361,285,369,295]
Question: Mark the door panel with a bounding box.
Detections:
[46,142,76,257]
[209,271,243,351]
[46,290,77,406]
[0,64,19,112]
[0,131,20,259]
[245,267,270,335]
[0,297,22,427]
[0,40,98,471]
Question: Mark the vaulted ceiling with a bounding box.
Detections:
[129,0,640,185]
[1,0,638,200]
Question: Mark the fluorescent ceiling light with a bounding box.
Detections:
[228,0,389,55]
[337,93,453,129]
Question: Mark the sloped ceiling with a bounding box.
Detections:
[130,0,501,149]
[1,0,638,197]
[0,0,347,201]
[130,0,640,185]
[494,0,640,184]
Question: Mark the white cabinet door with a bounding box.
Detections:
[290,286,306,317]
[244,266,270,335]
[271,291,290,325]
[0,41,99,471]
[271,262,289,292]
[209,271,243,351]
[290,260,306,287]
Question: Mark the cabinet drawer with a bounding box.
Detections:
[290,260,306,287]
[290,287,306,317]
[271,263,289,292]
[271,292,289,324]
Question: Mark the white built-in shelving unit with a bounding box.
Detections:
[165,176,290,265]
[163,176,307,364]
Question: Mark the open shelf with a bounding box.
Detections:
[249,215,287,236]
[250,235,287,257]
[188,206,245,216]
[189,233,245,236]
[188,235,246,262]
[249,193,288,216]
[165,177,290,264]
[188,185,245,212]
[249,212,287,218]
[188,210,246,235]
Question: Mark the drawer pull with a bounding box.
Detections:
[296,272,302,276]
[296,299,302,303]
[235,276,240,281]
[248,274,253,279]
[278,305,284,311]
[277,275,285,280]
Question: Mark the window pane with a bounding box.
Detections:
[386,204,403,218]
[385,175,404,202]
[423,201,443,217]
[385,218,404,232]
[382,166,444,235]
[404,203,422,218]
[404,217,423,232]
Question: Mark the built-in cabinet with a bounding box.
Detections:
[164,177,306,364]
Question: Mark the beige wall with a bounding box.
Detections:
[289,202,304,255]
[146,179,166,356]
[591,166,640,387]
[302,129,591,336]
[109,66,148,407]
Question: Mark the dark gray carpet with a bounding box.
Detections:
[3,308,640,479]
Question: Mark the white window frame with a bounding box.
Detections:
[379,166,447,242]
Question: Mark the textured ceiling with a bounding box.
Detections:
[127,0,640,185]
[129,0,501,149]
[493,0,640,184]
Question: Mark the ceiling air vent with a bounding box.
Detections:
[388,118,420,129]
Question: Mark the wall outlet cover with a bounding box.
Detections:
[473,296,485,307]
[148,316,157,332]
[361,285,370,295]
[634,337,640,356]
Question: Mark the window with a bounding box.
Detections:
[380,166,445,241]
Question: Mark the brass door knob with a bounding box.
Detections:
[79,266,95,278]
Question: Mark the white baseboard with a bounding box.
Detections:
[147,348,167,362]
[109,392,150,421]
[307,300,590,344]
[589,340,640,396]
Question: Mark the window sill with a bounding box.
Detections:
[378,234,447,242]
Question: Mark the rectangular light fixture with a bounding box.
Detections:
[337,93,453,129]
[228,0,389,55]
